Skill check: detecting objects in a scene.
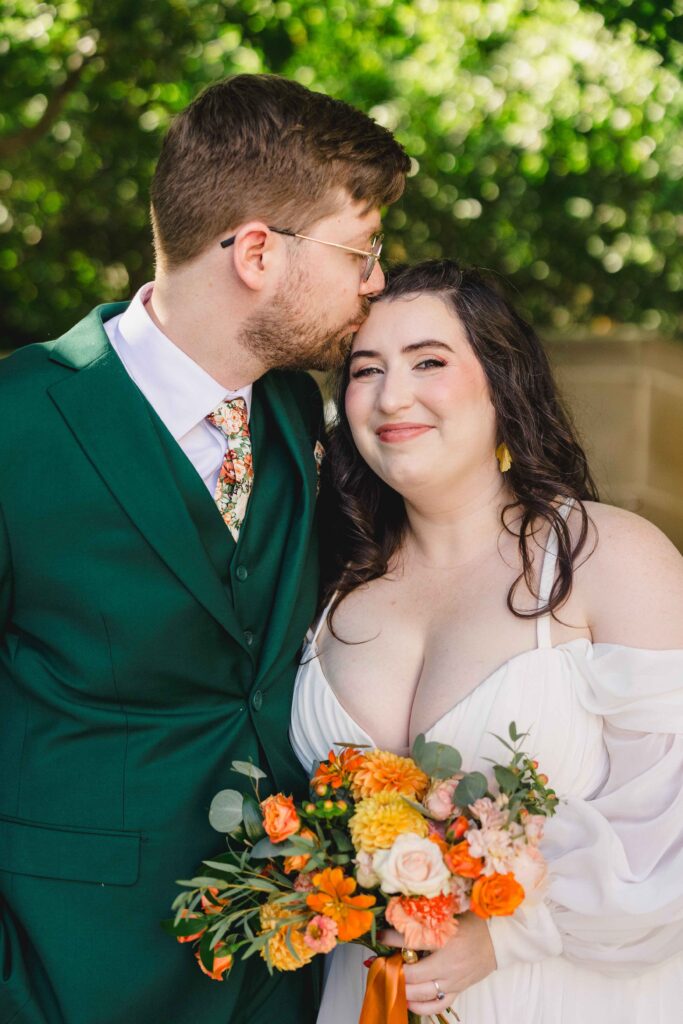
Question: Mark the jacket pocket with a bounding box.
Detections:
[0,814,141,886]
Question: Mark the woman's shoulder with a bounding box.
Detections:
[569,500,683,648]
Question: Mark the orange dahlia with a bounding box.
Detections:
[312,747,367,791]
[385,892,459,949]
[306,867,376,941]
[351,750,429,801]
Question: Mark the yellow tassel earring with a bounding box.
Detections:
[496,442,513,473]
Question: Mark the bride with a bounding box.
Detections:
[290,260,683,1023]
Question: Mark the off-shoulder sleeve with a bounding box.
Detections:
[490,645,683,976]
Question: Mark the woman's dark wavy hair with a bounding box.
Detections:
[319,260,599,630]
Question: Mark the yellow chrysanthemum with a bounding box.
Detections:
[259,900,315,972]
[351,750,429,801]
[349,792,429,854]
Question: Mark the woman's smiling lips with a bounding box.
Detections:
[375,422,434,443]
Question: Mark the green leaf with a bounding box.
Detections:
[411,735,462,779]
[209,789,244,834]
[232,760,268,782]
[330,828,353,853]
[493,766,519,796]
[454,771,488,806]
[242,794,266,843]
[202,859,241,874]
[250,836,299,859]
[509,721,518,742]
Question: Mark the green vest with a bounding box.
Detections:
[0,305,323,1024]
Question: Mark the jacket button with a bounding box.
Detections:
[244,629,254,646]
[236,565,248,581]
[251,689,263,711]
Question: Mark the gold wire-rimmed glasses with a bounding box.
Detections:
[220,226,384,282]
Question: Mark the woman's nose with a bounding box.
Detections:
[376,370,413,414]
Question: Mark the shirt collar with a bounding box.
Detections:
[110,282,252,441]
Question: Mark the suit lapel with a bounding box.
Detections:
[48,306,248,649]
[256,372,318,683]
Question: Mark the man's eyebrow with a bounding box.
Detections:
[349,339,454,361]
[351,225,382,245]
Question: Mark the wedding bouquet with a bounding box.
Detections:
[165,723,557,1023]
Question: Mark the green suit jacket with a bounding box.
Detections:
[0,305,323,1024]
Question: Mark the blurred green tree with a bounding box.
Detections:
[1,0,682,346]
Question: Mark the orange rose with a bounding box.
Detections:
[444,841,484,879]
[261,793,301,843]
[200,887,230,916]
[176,909,206,943]
[470,872,525,919]
[195,943,233,980]
[283,828,317,873]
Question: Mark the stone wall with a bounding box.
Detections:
[547,334,683,551]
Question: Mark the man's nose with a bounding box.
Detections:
[360,259,385,296]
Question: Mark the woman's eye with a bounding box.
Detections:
[415,358,447,370]
[351,365,383,378]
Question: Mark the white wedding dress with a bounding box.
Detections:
[289,514,683,1023]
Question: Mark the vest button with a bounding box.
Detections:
[236,565,248,581]
[244,629,254,646]
[251,689,263,711]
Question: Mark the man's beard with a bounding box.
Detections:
[238,270,371,373]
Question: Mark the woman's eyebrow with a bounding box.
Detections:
[349,339,454,362]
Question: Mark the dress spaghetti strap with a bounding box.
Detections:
[307,593,337,654]
[536,501,574,649]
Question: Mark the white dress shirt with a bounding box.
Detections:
[103,282,252,495]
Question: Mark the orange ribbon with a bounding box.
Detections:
[359,952,408,1024]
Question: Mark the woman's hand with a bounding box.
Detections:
[379,913,497,1016]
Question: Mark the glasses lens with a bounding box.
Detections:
[362,234,384,282]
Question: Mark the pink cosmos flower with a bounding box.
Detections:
[304,915,338,953]
[469,797,508,830]
[466,826,515,875]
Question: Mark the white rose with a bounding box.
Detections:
[355,850,380,889]
[373,833,451,897]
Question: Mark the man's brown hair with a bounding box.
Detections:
[150,74,410,268]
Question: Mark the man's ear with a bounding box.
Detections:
[229,222,281,292]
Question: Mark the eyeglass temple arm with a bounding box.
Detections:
[220,227,296,249]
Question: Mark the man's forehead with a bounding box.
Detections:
[324,194,382,235]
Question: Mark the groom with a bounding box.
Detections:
[0,74,409,1024]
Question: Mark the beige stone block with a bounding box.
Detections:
[552,369,646,503]
[637,495,683,553]
[649,382,683,502]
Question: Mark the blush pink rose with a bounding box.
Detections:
[424,776,461,820]
[509,845,548,904]
[373,833,451,897]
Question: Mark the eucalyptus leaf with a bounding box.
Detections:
[231,760,268,782]
[454,771,488,806]
[242,793,266,843]
[209,789,244,834]
[411,736,462,779]
[494,766,519,796]
[250,836,300,859]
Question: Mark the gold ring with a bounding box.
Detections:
[401,947,419,964]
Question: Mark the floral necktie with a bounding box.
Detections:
[206,397,253,541]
